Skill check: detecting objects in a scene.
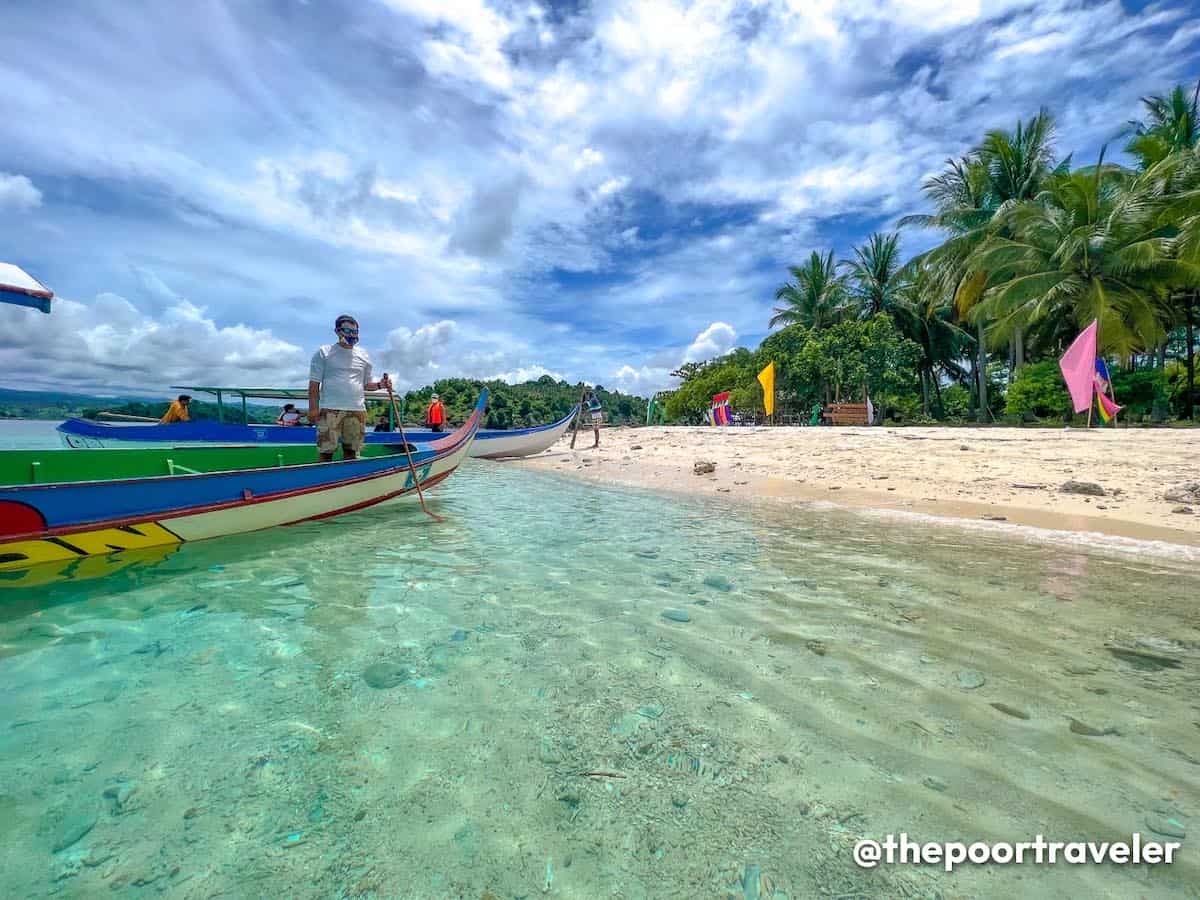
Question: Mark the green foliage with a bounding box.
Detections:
[80,398,279,424]
[663,352,757,422]
[1110,369,1168,419]
[663,318,921,422]
[1004,361,1071,419]
[1165,358,1200,417]
[771,251,848,330]
[394,378,645,430]
[793,317,921,408]
[0,387,138,421]
[940,384,972,420]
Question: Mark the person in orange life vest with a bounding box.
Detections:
[160,394,191,423]
[425,393,447,433]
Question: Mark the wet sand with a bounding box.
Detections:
[521,425,1200,550]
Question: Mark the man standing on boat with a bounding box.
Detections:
[308,315,391,461]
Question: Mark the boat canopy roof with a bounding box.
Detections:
[172,385,395,401]
[0,262,53,314]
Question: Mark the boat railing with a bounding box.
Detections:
[165,459,202,476]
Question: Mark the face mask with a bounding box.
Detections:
[338,327,359,346]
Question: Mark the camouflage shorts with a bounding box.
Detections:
[316,410,366,455]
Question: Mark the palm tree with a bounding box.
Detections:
[770,250,848,330]
[1126,83,1200,170]
[977,109,1064,206]
[901,112,1064,417]
[900,157,995,417]
[1131,84,1200,416]
[840,232,903,318]
[891,263,971,416]
[969,157,1176,360]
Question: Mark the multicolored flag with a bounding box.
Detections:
[710,392,731,426]
[1096,389,1121,424]
[1092,358,1120,423]
[1058,320,1098,413]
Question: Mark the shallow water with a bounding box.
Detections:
[0,421,1197,899]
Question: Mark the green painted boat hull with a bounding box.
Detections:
[0,443,408,487]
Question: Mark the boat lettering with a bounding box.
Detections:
[403,464,433,489]
[0,522,183,570]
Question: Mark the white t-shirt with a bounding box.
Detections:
[309,343,373,411]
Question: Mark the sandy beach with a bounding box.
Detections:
[523,425,1200,549]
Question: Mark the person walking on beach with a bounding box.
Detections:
[425,393,447,433]
[571,389,603,449]
[307,315,391,461]
[160,394,191,423]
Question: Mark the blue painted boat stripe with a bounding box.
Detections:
[9,390,488,531]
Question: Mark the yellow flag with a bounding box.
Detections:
[757,362,775,416]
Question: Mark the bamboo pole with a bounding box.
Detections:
[97,411,159,422]
[384,376,443,523]
[569,385,588,449]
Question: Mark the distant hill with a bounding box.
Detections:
[0,378,650,427]
[0,386,153,420]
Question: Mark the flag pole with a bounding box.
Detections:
[1089,318,1100,428]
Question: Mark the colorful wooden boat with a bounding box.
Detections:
[0,391,486,577]
[57,396,577,459]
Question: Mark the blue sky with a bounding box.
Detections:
[1,0,1198,398]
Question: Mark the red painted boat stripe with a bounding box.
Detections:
[3,457,460,543]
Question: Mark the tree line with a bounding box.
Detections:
[73,377,647,430]
[660,83,1200,425]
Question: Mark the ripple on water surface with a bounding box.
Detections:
[0,460,1197,898]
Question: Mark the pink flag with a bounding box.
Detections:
[1059,320,1098,413]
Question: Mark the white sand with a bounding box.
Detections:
[522,425,1200,549]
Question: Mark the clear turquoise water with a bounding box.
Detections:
[0,420,1196,898]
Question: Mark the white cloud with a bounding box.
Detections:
[995,32,1073,60]
[595,176,629,197]
[610,363,668,395]
[1,0,1198,403]
[611,320,741,394]
[484,364,565,383]
[380,319,458,373]
[0,292,305,395]
[0,172,41,211]
[683,321,737,362]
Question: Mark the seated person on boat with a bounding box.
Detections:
[277,403,303,426]
[160,394,191,424]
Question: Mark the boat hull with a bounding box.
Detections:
[0,393,485,575]
[57,405,578,458]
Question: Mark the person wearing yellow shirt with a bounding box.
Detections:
[160,394,192,424]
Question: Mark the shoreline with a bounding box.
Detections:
[517,424,1200,554]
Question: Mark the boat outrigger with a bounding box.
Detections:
[0,391,486,577]
[57,386,577,459]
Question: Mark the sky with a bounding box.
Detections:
[1,0,1198,400]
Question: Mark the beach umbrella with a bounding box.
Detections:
[0,262,53,313]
